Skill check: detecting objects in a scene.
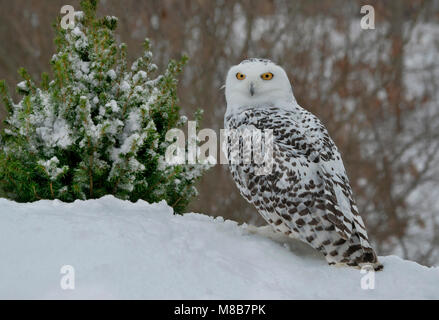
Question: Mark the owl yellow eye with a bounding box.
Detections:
[236,72,246,80]
[261,72,274,80]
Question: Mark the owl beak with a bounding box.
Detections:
[249,83,255,96]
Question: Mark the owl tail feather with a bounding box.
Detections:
[358,248,384,271]
[328,248,383,271]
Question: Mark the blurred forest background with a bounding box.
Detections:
[1,0,439,266]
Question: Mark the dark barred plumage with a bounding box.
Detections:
[240,58,273,65]
[225,106,383,271]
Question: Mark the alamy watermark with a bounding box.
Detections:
[360,265,375,290]
[60,265,75,290]
[60,5,76,30]
[360,5,375,30]
[165,122,274,176]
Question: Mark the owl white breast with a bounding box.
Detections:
[224,59,382,270]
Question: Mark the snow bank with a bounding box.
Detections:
[0,196,438,299]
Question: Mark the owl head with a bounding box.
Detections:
[225,59,296,115]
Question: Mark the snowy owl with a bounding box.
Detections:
[224,58,383,271]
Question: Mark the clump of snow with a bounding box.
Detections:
[133,70,147,83]
[37,157,68,181]
[106,16,118,23]
[0,196,438,300]
[105,100,119,113]
[119,80,131,93]
[74,11,84,22]
[107,69,117,80]
[17,81,28,92]
[70,26,88,50]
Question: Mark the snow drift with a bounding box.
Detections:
[0,196,438,299]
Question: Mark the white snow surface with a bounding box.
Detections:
[0,196,438,300]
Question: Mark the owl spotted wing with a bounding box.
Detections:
[251,108,369,242]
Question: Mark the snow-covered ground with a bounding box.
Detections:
[0,196,438,299]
